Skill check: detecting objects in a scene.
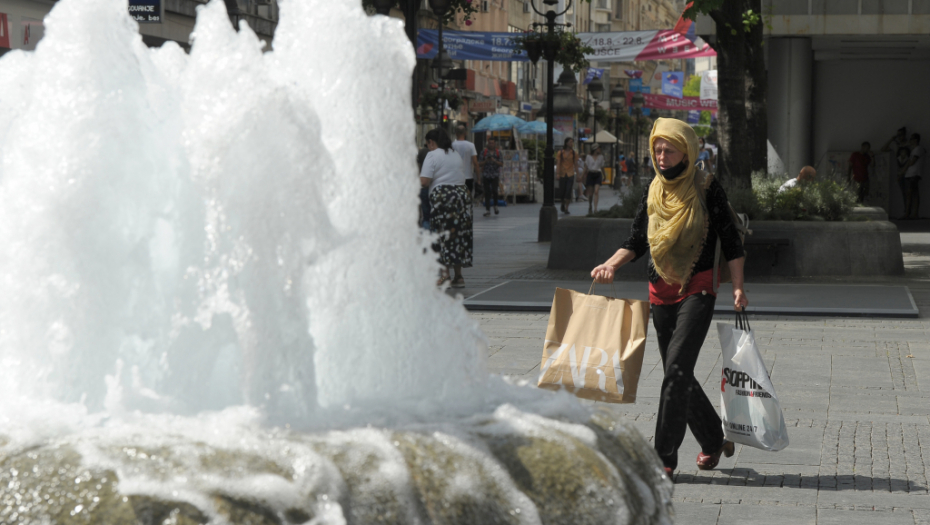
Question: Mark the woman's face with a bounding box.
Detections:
[653,138,686,169]
[426,139,438,151]
[566,139,574,150]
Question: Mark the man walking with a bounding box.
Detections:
[847,142,873,204]
[452,126,480,202]
[478,138,503,217]
[882,127,911,208]
[901,133,924,220]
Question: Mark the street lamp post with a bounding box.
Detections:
[526,0,573,242]
[428,0,450,129]
[609,83,625,189]
[372,0,438,113]
[631,92,644,184]
[587,74,603,155]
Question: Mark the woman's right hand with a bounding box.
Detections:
[591,264,616,284]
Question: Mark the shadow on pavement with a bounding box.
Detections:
[673,469,926,492]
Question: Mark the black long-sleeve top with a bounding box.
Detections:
[620,178,745,283]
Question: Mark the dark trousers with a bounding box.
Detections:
[483,177,499,210]
[558,176,574,208]
[652,293,725,470]
[855,178,869,204]
[419,186,431,225]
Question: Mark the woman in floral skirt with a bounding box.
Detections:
[420,128,473,288]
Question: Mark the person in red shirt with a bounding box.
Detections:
[847,142,873,204]
[590,118,748,478]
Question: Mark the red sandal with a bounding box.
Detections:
[696,440,734,470]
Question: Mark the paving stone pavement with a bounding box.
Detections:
[459,193,930,524]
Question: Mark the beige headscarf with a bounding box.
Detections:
[646,118,707,293]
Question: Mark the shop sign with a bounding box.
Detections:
[129,0,162,23]
[470,100,496,112]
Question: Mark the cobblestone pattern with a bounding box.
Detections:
[476,311,930,523]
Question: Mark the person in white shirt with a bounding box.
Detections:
[420,128,472,288]
[451,126,480,201]
[584,144,606,213]
[777,165,816,194]
[901,133,924,220]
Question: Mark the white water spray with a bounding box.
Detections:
[0,1,672,522]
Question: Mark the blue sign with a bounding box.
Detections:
[583,68,605,85]
[129,0,161,23]
[628,78,642,92]
[641,86,651,116]
[416,30,526,62]
[662,71,684,99]
[687,110,701,124]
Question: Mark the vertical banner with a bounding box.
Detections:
[583,68,605,85]
[662,71,684,99]
[553,115,574,140]
[687,110,700,124]
[21,18,44,51]
[700,70,718,101]
[0,13,10,49]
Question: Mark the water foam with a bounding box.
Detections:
[0,0,489,421]
[0,1,673,522]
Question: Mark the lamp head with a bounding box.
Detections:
[587,75,604,98]
[372,0,394,15]
[610,83,626,108]
[428,0,450,16]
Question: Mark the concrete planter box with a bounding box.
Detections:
[548,217,904,277]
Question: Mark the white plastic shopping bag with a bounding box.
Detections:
[717,312,789,451]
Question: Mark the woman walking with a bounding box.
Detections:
[420,128,473,288]
[591,118,749,476]
[584,144,605,213]
[556,137,578,215]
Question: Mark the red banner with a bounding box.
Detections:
[626,91,717,113]
[0,13,11,49]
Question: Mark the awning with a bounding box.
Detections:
[594,130,622,144]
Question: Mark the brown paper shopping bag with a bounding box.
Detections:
[538,286,650,403]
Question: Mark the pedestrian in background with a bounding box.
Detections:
[847,141,873,204]
[452,126,480,202]
[574,154,587,203]
[479,138,503,217]
[556,137,578,215]
[901,133,924,220]
[697,137,711,169]
[420,128,472,288]
[585,144,605,214]
[591,117,748,477]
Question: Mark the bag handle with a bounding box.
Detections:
[735,308,751,332]
[587,280,618,298]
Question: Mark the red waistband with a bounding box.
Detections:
[649,268,717,305]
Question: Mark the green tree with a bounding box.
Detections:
[682,74,701,97]
[684,0,766,190]
[682,75,712,138]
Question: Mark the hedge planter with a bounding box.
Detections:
[548,218,904,277]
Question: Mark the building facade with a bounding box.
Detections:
[697,0,930,217]
[0,0,277,57]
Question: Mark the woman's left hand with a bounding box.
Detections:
[733,288,749,311]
